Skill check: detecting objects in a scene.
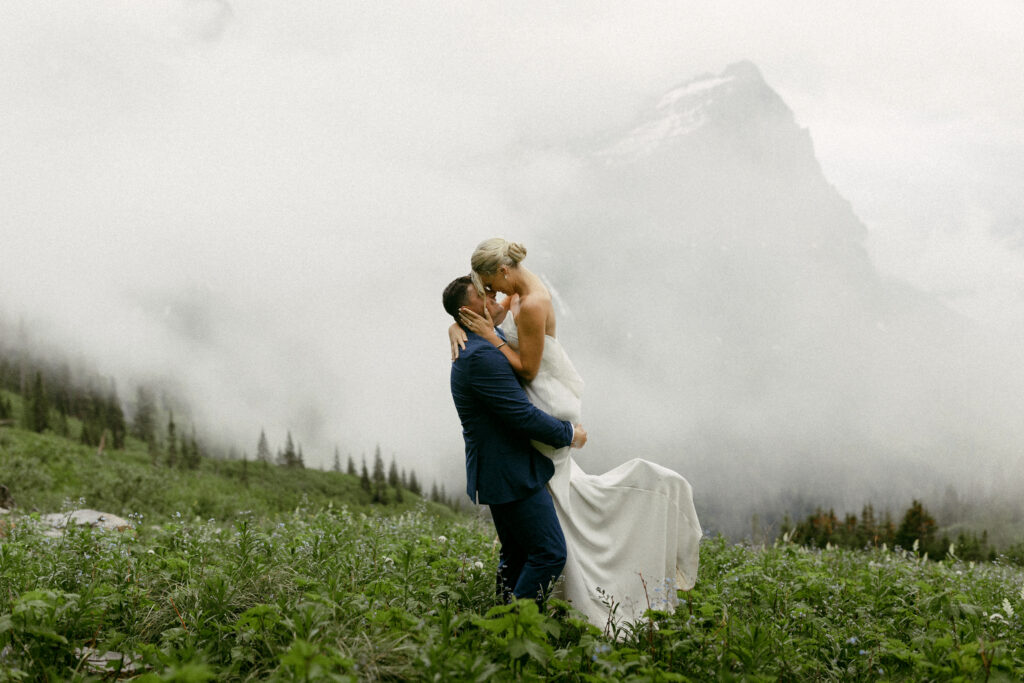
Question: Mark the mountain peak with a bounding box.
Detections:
[721,60,765,83]
[597,61,791,163]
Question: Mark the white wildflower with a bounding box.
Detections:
[437,535,447,543]
[473,561,484,570]
[912,539,919,553]
[989,613,1007,623]
[1003,598,1015,619]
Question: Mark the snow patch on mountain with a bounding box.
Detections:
[597,73,735,162]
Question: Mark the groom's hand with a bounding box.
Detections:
[571,424,588,449]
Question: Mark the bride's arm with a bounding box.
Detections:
[460,299,545,382]
[448,323,467,361]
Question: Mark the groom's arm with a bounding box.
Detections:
[469,346,573,449]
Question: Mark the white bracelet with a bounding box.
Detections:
[496,341,507,349]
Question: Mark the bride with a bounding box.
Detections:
[450,237,702,631]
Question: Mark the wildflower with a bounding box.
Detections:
[437,535,447,543]
[1003,598,1014,619]
[859,650,867,656]
[473,561,484,570]
[989,613,1007,623]
[846,636,858,645]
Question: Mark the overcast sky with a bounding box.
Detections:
[2,1,1022,481]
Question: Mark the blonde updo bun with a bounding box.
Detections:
[471,237,527,275]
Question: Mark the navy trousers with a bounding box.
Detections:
[488,485,566,603]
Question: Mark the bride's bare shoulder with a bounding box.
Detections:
[517,290,556,337]
[518,291,551,315]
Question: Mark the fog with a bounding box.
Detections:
[2,1,1023,534]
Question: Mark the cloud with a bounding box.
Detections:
[1,0,1022,508]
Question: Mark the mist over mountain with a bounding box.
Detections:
[509,62,1024,534]
[2,26,1020,540]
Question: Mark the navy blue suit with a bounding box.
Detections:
[450,328,574,601]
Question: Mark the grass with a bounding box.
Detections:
[2,408,1024,679]
[0,506,1022,680]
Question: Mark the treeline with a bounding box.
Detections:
[781,499,1024,565]
[0,329,459,511]
[326,443,464,511]
[0,339,206,468]
[0,348,127,449]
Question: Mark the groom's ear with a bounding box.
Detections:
[443,275,475,320]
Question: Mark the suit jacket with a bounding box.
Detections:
[451,329,574,505]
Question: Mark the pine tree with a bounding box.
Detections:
[79,420,96,446]
[256,429,271,464]
[280,432,298,467]
[408,471,421,496]
[332,447,342,473]
[25,371,49,433]
[430,482,439,503]
[372,445,385,485]
[374,481,388,505]
[388,457,400,488]
[166,412,178,468]
[896,500,937,554]
[346,455,356,476]
[185,427,201,469]
[106,381,127,449]
[296,444,305,469]
[858,503,878,546]
[132,386,157,446]
[360,457,371,492]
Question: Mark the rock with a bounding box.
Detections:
[0,484,13,510]
[40,509,132,537]
[73,647,141,675]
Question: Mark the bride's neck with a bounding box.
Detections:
[513,266,542,297]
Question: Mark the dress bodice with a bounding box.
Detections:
[498,312,584,426]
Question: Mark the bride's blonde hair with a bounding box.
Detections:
[471,237,527,275]
[471,238,527,293]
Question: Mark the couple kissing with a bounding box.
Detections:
[445,237,701,630]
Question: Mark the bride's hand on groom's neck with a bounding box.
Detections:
[459,306,499,343]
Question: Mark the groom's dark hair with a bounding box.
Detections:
[443,275,474,323]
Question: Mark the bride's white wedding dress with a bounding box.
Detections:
[499,313,702,630]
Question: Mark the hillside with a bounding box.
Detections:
[0,389,445,523]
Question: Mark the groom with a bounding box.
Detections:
[443,275,587,603]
